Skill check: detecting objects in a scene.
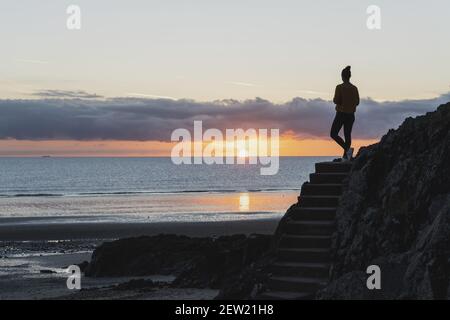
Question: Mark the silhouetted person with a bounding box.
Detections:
[331,66,359,161]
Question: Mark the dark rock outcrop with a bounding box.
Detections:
[113,279,158,291]
[214,253,275,300]
[85,233,272,290]
[319,102,450,299]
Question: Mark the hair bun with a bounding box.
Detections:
[341,66,352,79]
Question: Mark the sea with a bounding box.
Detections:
[0,157,333,224]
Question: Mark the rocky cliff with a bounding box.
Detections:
[319,102,450,299]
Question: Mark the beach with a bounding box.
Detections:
[0,215,283,300]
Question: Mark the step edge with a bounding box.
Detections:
[292,207,337,210]
[300,195,341,199]
[280,235,332,239]
[259,291,312,299]
[270,276,329,284]
[286,220,335,225]
[302,183,344,186]
[278,247,330,252]
[272,261,330,268]
[310,172,349,176]
[315,161,353,165]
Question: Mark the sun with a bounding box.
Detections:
[237,148,248,158]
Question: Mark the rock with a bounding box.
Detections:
[172,233,272,289]
[85,233,273,290]
[77,261,89,273]
[214,257,273,299]
[113,279,157,291]
[85,234,208,277]
[317,271,373,299]
[323,102,450,299]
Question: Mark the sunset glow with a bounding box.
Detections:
[0,137,378,157]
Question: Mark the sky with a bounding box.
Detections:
[0,0,449,156]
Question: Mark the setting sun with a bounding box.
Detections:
[237,148,248,158]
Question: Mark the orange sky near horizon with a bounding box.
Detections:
[0,138,378,157]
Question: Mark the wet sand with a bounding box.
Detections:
[0,247,216,300]
[0,218,281,241]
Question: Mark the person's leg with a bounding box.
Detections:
[330,112,346,153]
[343,113,355,151]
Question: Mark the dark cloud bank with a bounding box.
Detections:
[1,93,449,141]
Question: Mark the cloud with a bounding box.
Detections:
[297,90,329,96]
[0,93,449,141]
[227,81,257,87]
[125,92,177,100]
[14,58,49,65]
[32,90,103,99]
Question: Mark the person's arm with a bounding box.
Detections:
[355,87,360,106]
[333,85,341,105]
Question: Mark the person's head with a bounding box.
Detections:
[341,66,351,83]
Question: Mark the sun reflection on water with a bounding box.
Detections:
[239,193,250,212]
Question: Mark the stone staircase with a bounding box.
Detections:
[259,161,352,300]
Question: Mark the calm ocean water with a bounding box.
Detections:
[0,157,333,223]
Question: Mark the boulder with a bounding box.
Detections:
[85,233,272,290]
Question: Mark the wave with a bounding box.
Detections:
[0,188,300,198]
[1,193,65,197]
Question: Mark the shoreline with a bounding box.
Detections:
[0,218,281,241]
[0,218,280,300]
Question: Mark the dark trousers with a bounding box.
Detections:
[330,111,355,156]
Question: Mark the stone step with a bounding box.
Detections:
[301,183,343,196]
[284,220,335,236]
[266,160,347,300]
[289,207,336,221]
[279,235,331,248]
[277,248,330,263]
[258,290,313,300]
[270,261,330,278]
[310,173,348,184]
[315,162,352,174]
[268,276,328,292]
[298,195,340,207]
